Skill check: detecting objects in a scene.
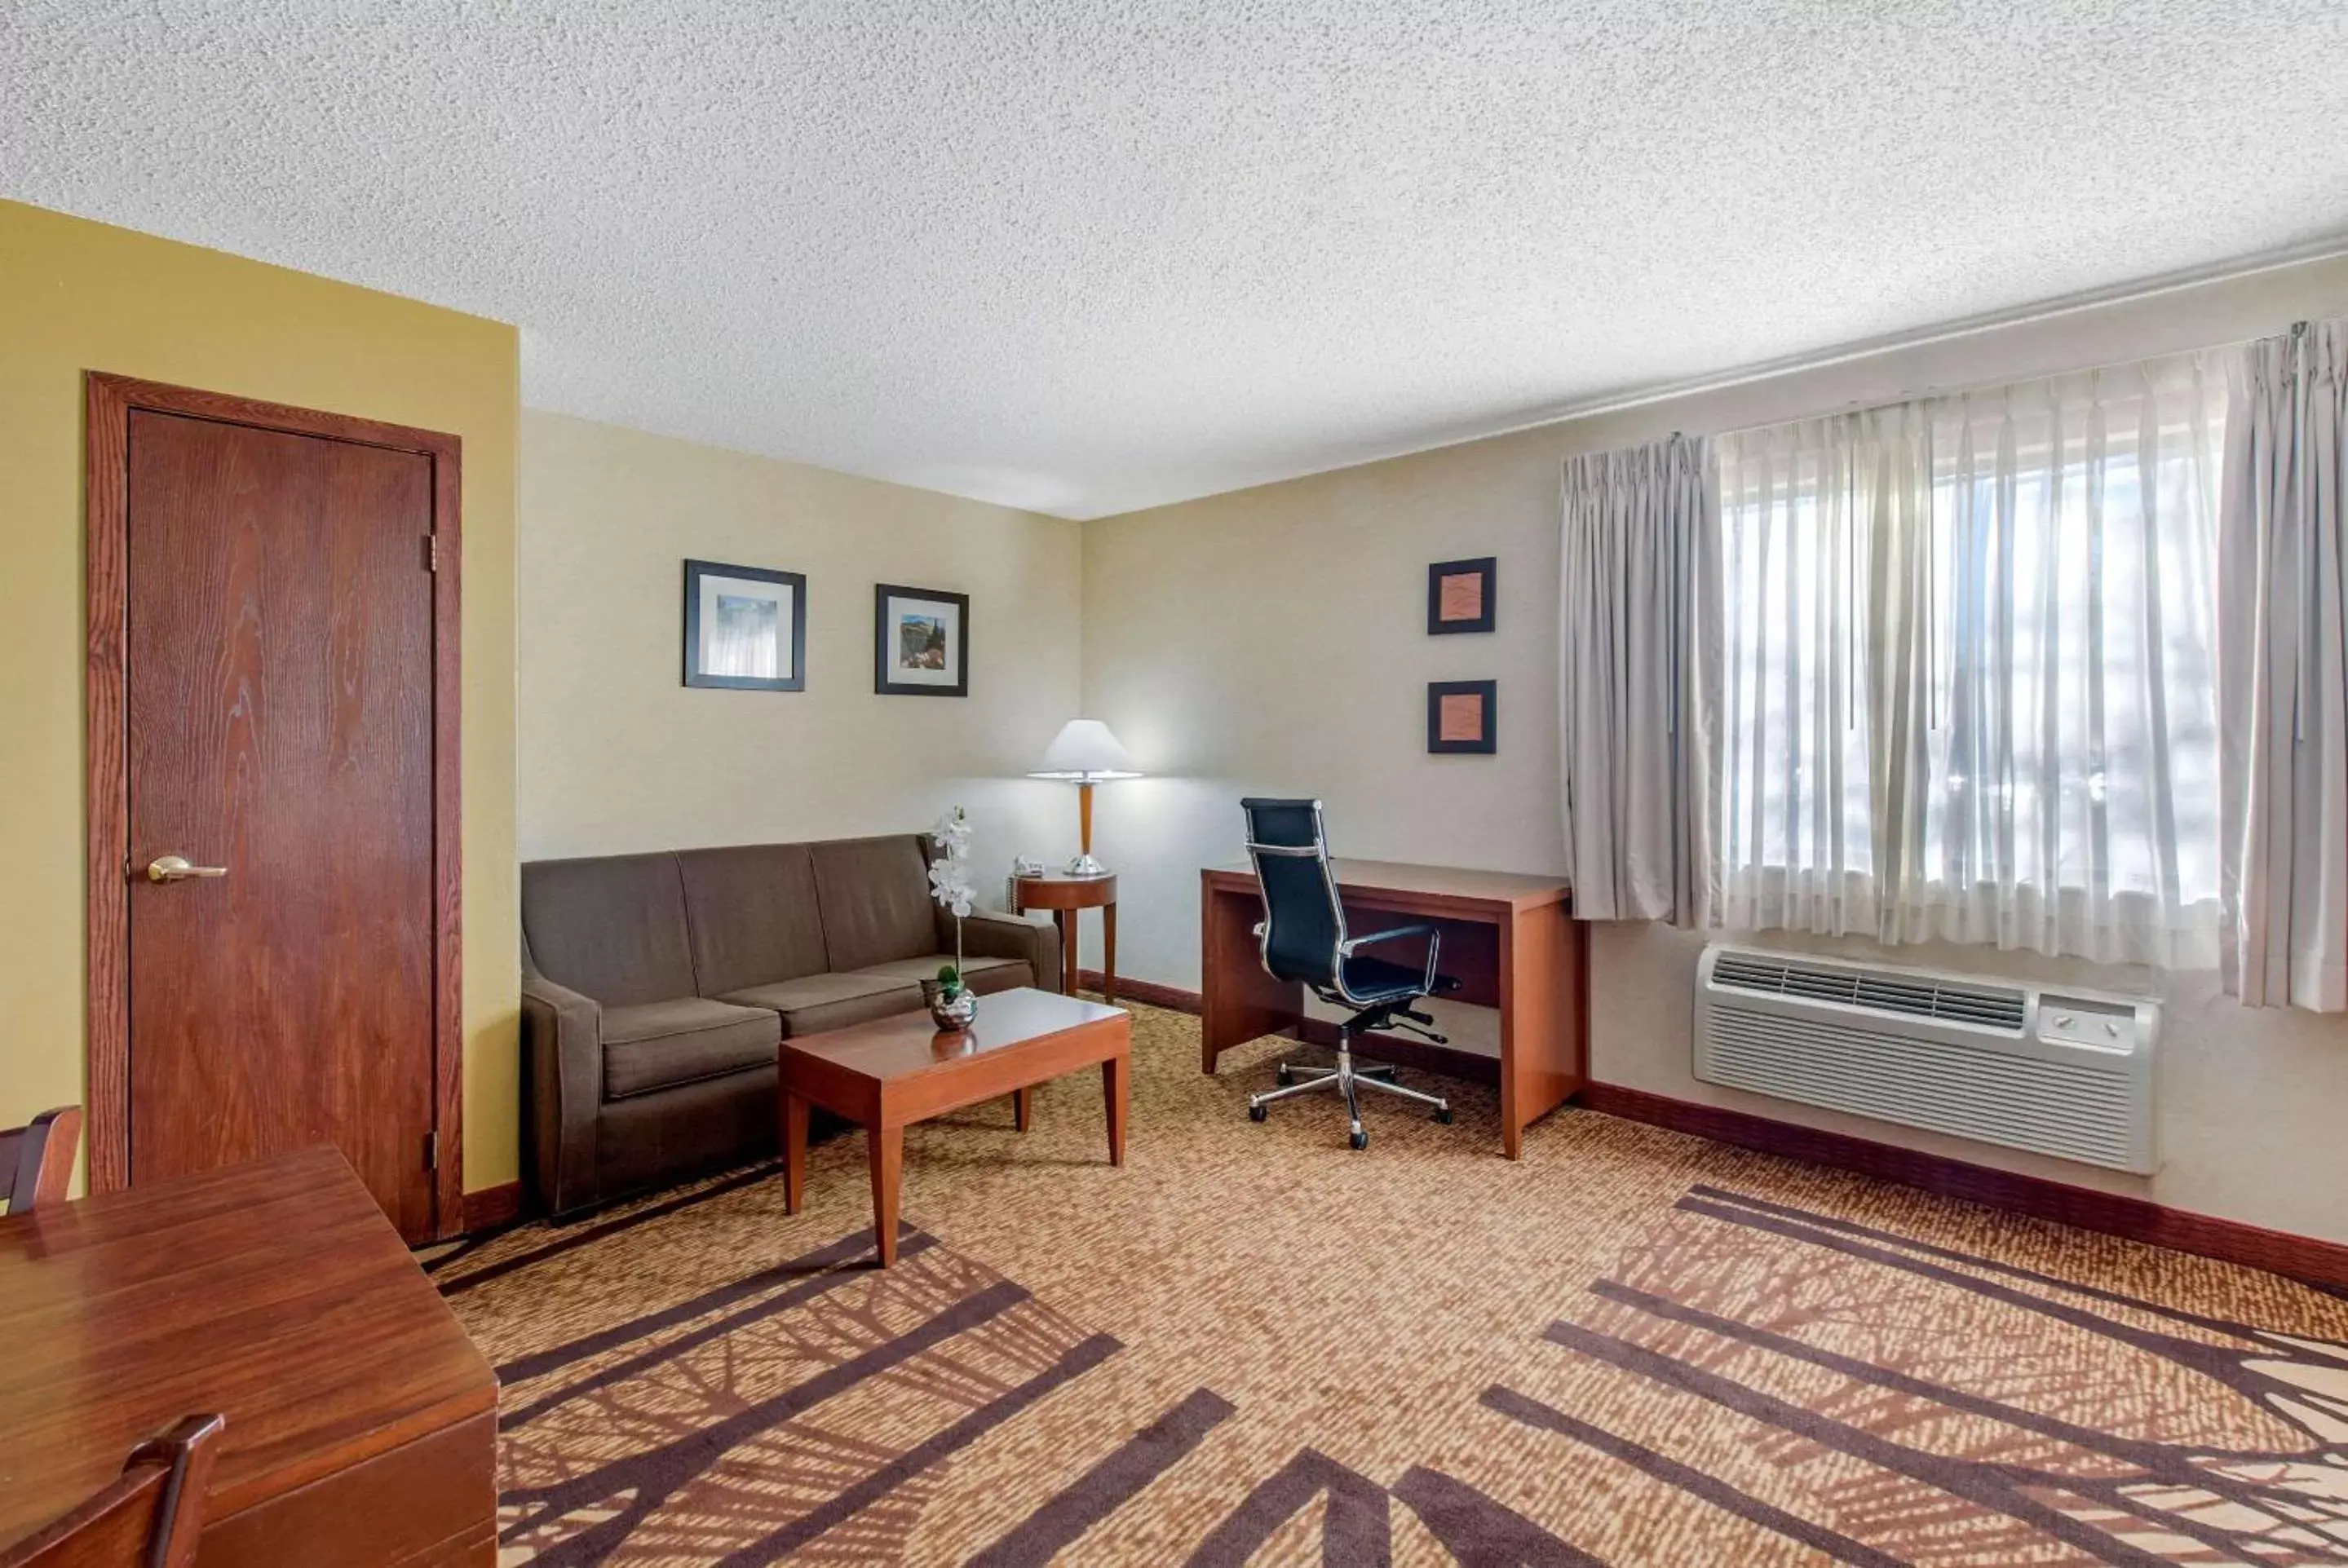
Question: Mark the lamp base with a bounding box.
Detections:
[1063,853,1111,877]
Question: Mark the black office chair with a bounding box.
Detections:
[1239,797,1457,1149]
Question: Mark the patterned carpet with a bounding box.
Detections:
[433,1002,2348,1565]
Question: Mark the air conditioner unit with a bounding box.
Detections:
[1693,945,2158,1174]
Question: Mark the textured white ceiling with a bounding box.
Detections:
[7,2,2346,519]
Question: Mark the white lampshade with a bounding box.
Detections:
[1028,719,1141,782]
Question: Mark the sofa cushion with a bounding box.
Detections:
[602,997,780,1099]
[809,836,938,972]
[678,843,828,996]
[848,955,1030,995]
[522,853,697,1007]
[719,972,924,1036]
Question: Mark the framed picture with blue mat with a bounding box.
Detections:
[683,559,806,691]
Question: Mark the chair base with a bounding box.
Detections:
[1246,1032,1452,1149]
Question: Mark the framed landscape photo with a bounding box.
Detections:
[873,583,970,697]
[1427,679,1497,753]
[683,559,806,691]
[1427,555,1497,634]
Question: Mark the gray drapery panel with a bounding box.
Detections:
[1558,434,1718,925]
[2221,317,2348,1011]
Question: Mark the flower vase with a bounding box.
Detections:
[922,978,977,1031]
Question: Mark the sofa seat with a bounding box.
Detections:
[720,956,1034,1037]
[602,997,780,1099]
[717,971,924,1036]
[848,955,1032,996]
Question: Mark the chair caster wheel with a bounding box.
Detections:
[1434,1106,1453,1124]
[1249,1104,1268,1123]
[1276,1067,1293,1087]
[1349,1128,1369,1151]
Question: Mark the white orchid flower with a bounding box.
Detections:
[927,805,977,992]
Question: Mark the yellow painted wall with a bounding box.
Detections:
[0,200,523,1195]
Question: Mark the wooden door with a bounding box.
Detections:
[86,375,462,1242]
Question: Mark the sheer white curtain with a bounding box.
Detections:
[1716,351,2228,967]
[1714,407,1926,936]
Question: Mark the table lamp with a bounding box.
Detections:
[1028,719,1142,877]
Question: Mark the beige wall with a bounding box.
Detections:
[1081,252,2348,1244]
[520,410,1084,891]
[0,201,524,1195]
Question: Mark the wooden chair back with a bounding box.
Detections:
[0,1414,223,1568]
[0,1106,82,1215]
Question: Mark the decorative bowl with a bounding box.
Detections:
[921,978,977,1031]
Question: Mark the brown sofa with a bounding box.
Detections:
[521,833,1059,1217]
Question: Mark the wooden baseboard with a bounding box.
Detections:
[1080,970,1203,1014]
[1579,1083,2348,1293]
[459,1181,527,1235]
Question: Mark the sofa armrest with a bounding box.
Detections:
[956,909,1064,992]
[522,971,604,1217]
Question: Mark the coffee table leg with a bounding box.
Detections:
[783,1091,809,1215]
[869,1122,903,1267]
[1013,1086,1033,1133]
[1102,1055,1128,1167]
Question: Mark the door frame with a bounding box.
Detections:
[84,372,466,1237]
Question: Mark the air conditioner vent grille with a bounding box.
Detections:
[1695,945,2156,1174]
[1709,952,2026,1031]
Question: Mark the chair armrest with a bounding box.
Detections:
[521,972,603,1217]
[1338,922,1438,954]
[1339,922,1443,996]
[956,910,1064,992]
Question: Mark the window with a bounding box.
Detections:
[1713,353,2226,968]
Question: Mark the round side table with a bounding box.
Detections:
[1011,872,1117,1004]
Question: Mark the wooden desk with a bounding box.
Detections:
[1200,859,1589,1158]
[0,1147,497,1566]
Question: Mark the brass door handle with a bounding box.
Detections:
[146,855,228,883]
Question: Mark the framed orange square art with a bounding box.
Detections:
[1427,679,1497,754]
[1426,556,1495,634]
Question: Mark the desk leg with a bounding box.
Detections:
[1013,1086,1033,1133]
[1103,1054,1128,1166]
[1199,883,1299,1073]
[869,1124,903,1266]
[1103,902,1117,1006]
[1498,902,1588,1160]
[782,1091,809,1214]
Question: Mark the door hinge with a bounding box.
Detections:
[425,534,441,572]
[424,1129,440,1170]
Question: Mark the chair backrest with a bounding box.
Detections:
[1240,798,1347,987]
[0,1106,82,1215]
[0,1413,223,1568]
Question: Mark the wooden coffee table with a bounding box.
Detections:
[780,987,1130,1265]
